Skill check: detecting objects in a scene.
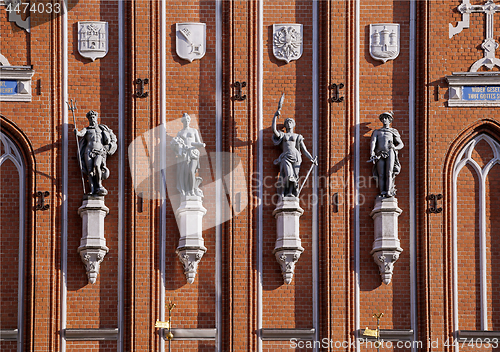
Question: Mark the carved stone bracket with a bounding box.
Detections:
[176,248,206,284]
[372,250,402,285]
[370,197,403,285]
[273,197,304,285]
[77,196,109,284]
[79,249,108,285]
[274,249,303,285]
[175,196,207,284]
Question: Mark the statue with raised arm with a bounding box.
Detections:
[272,95,317,198]
[171,113,206,197]
[74,110,117,196]
[369,111,404,197]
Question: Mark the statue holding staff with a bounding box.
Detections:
[369,111,404,197]
[272,94,317,198]
[74,110,117,196]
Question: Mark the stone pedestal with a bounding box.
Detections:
[175,196,207,284]
[273,197,304,284]
[78,196,109,284]
[370,196,403,285]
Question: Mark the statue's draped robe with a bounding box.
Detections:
[171,136,201,196]
[272,131,304,197]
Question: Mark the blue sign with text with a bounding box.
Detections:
[0,80,17,95]
[463,86,500,101]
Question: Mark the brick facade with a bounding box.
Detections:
[1,1,500,351]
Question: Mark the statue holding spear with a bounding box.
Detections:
[271,93,317,198]
[73,108,117,196]
[67,99,87,194]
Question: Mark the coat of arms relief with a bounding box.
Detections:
[78,22,109,62]
[369,24,400,63]
[176,23,206,63]
[273,24,303,64]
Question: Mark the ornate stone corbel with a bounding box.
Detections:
[275,250,302,285]
[80,251,107,285]
[176,249,205,284]
[372,250,401,285]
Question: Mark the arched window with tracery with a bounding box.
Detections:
[0,130,26,352]
[453,134,500,341]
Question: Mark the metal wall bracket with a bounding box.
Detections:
[36,191,49,211]
[329,83,344,103]
[234,81,247,101]
[428,193,443,213]
[134,78,149,98]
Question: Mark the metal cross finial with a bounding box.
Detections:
[449,0,500,71]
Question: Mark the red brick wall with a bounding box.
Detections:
[65,0,120,330]
[2,0,500,351]
[487,164,500,331]
[358,1,412,344]
[422,0,500,349]
[457,164,480,331]
[261,0,314,336]
[161,1,217,350]
[0,158,20,352]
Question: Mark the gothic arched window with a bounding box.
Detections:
[453,134,500,333]
[0,131,26,351]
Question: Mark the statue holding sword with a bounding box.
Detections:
[272,93,318,198]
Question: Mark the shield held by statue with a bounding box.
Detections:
[369,23,400,63]
[78,21,108,62]
[176,23,206,63]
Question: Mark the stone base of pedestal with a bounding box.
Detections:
[273,197,304,285]
[78,196,109,284]
[175,196,207,284]
[176,247,207,284]
[370,196,403,285]
[273,248,303,284]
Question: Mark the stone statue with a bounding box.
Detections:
[369,111,404,197]
[171,113,206,197]
[272,100,317,198]
[74,110,117,196]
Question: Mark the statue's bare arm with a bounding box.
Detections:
[74,127,87,138]
[370,130,379,157]
[393,133,404,151]
[272,112,280,138]
[192,130,206,148]
[300,140,318,164]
